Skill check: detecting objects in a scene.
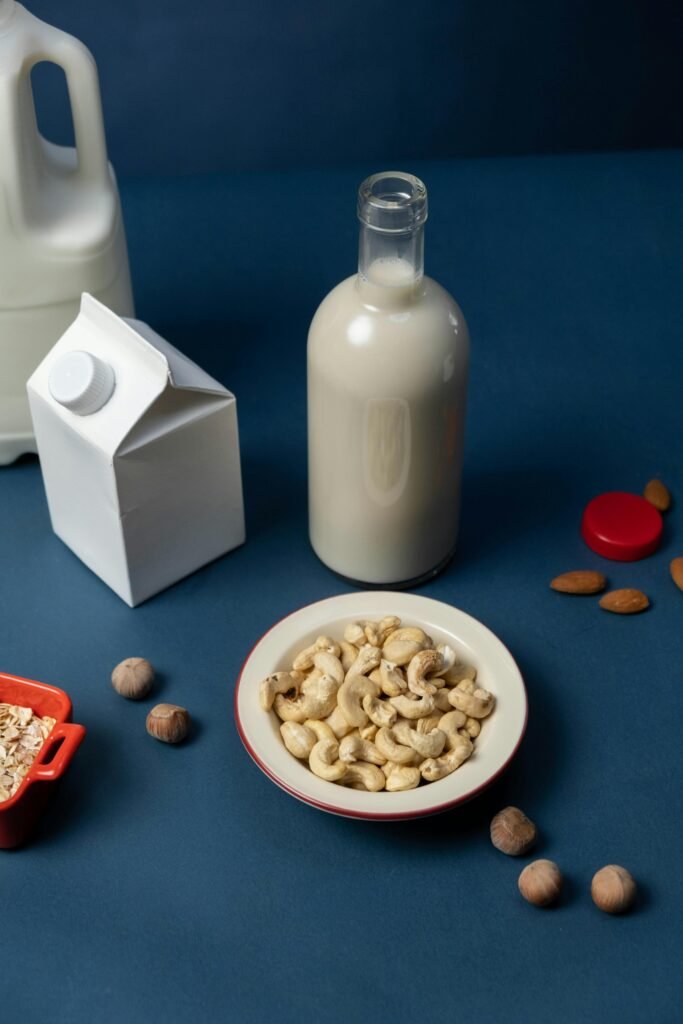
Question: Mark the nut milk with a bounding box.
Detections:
[308,172,469,585]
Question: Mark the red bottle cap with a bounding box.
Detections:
[581,491,663,561]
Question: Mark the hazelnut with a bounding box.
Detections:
[490,806,537,856]
[591,865,636,914]
[111,657,155,700]
[146,703,190,744]
[518,859,563,907]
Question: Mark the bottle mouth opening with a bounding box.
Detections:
[358,171,428,233]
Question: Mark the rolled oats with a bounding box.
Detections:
[0,704,56,802]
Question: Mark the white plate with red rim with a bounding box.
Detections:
[235,592,527,820]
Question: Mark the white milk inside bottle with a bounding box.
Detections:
[307,171,470,585]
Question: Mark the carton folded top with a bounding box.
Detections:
[27,294,234,456]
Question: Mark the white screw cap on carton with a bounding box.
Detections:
[48,350,115,415]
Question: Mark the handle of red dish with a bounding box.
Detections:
[32,723,86,781]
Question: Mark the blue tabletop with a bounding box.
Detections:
[1,150,681,1024]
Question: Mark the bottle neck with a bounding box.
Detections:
[356,171,427,307]
[358,223,425,305]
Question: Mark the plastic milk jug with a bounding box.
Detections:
[308,172,470,586]
[0,0,134,464]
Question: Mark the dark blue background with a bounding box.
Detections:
[26,0,683,175]
[1,150,682,1022]
[3,1,683,1018]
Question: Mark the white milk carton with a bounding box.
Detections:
[26,294,245,606]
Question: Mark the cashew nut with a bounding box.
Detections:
[464,716,481,738]
[375,727,417,765]
[292,636,341,671]
[385,765,421,791]
[339,641,359,673]
[279,721,317,759]
[309,738,347,781]
[259,670,304,711]
[362,693,397,729]
[360,620,381,646]
[363,616,401,647]
[407,649,443,697]
[385,626,432,646]
[416,713,443,735]
[382,627,431,666]
[338,762,386,791]
[304,719,338,744]
[368,668,383,685]
[379,660,407,697]
[359,722,378,741]
[438,710,467,750]
[448,681,495,719]
[301,667,322,688]
[381,639,422,667]
[393,719,446,758]
[434,643,457,677]
[433,688,453,712]
[420,733,473,781]
[344,645,382,683]
[337,674,380,728]
[345,617,402,648]
[274,673,339,722]
[324,705,355,739]
[343,622,367,646]
[442,662,477,686]
[339,733,386,765]
[312,650,344,686]
[389,693,436,720]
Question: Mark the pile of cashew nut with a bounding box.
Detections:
[259,617,496,793]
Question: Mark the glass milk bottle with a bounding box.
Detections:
[308,171,469,585]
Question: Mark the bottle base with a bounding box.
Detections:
[314,546,457,591]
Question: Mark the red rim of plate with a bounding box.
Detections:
[233,596,529,821]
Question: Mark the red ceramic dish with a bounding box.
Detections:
[0,672,86,849]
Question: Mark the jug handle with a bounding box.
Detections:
[28,30,110,186]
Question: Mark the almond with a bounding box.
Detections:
[670,557,683,592]
[550,570,606,595]
[599,589,649,615]
[644,478,671,512]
